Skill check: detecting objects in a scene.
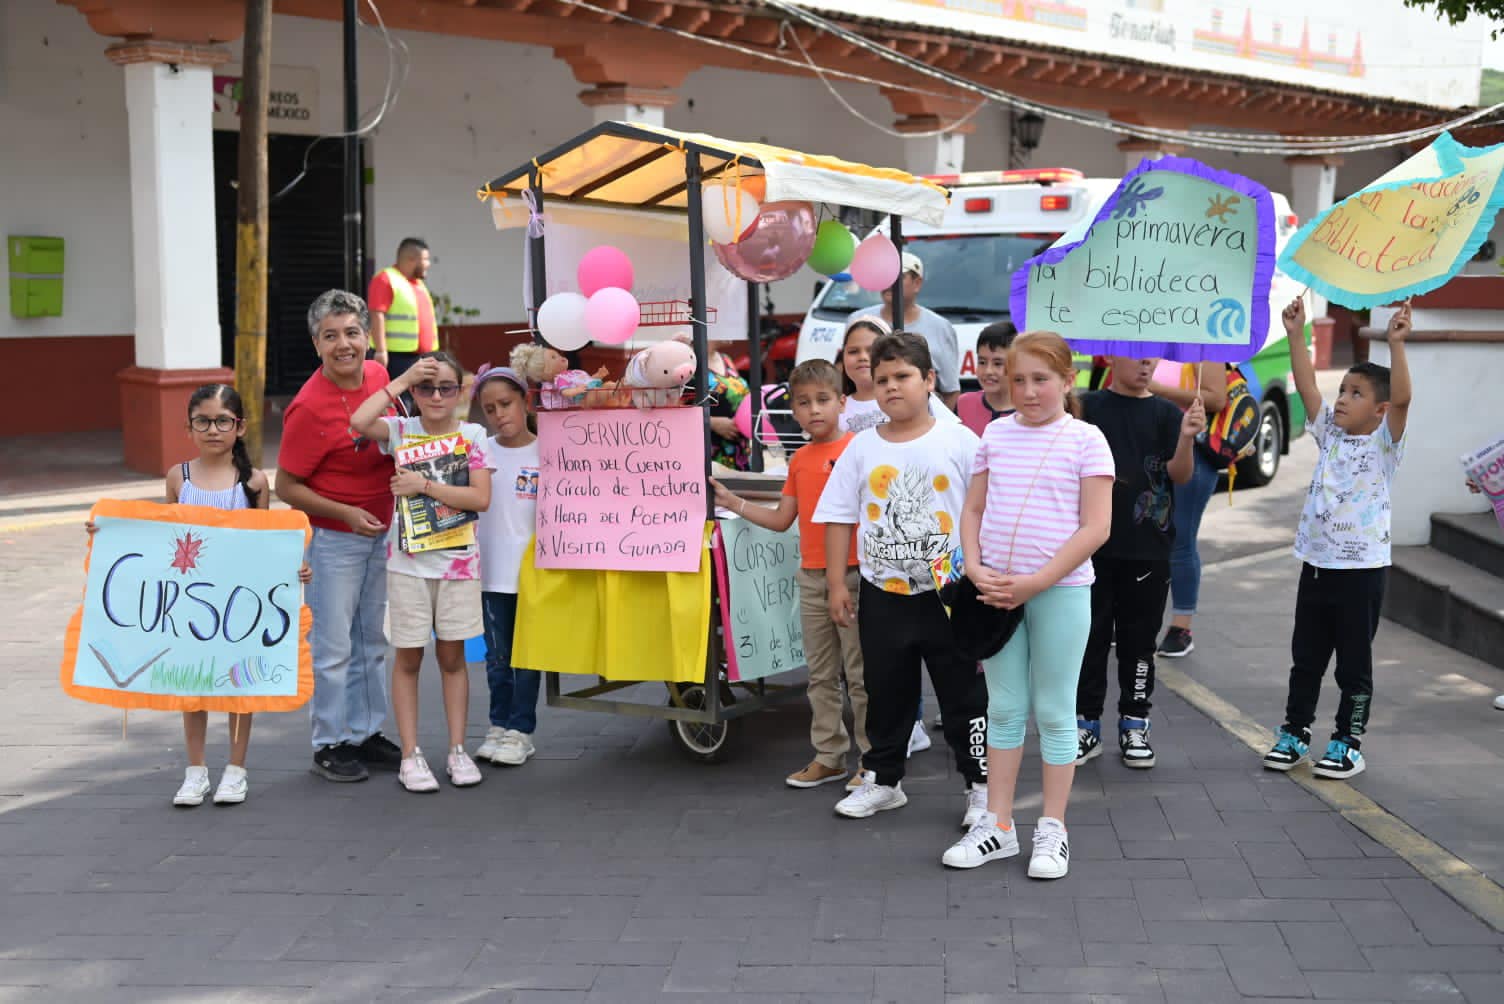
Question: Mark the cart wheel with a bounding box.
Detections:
[666,683,737,763]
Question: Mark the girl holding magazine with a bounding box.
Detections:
[347,351,493,793]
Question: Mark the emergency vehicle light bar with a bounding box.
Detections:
[924,168,1085,188]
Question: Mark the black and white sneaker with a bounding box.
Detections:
[1119,716,1155,769]
[1157,627,1194,658]
[1028,817,1070,880]
[942,814,1019,869]
[1075,720,1102,765]
[1261,726,1311,772]
[1310,738,1365,780]
[312,743,368,782]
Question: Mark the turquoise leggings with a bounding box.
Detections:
[981,584,1092,766]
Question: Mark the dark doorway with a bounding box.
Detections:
[213,131,362,395]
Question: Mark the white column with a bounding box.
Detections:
[121,57,222,370]
[579,86,675,128]
[900,130,966,177]
[1286,155,1341,318]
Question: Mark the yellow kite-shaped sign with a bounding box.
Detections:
[1278,133,1504,308]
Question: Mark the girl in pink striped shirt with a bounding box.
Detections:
[944,331,1115,880]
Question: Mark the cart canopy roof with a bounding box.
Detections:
[480,121,950,227]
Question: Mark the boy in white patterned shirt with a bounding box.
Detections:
[1263,299,1411,780]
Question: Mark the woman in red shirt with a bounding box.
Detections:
[276,289,403,783]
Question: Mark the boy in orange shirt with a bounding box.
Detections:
[712,360,867,789]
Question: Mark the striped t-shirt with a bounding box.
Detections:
[973,413,1115,587]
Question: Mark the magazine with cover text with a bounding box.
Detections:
[394,431,477,554]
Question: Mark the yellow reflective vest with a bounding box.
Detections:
[378,267,432,354]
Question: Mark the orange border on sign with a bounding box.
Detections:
[59,499,315,714]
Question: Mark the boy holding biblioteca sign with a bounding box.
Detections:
[712,360,870,792]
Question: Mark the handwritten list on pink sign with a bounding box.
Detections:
[535,407,707,573]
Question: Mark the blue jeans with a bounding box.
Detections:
[306,527,390,749]
[1169,450,1220,618]
[482,591,540,733]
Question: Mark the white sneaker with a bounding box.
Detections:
[1028,817,1070,880]
[475,726,507,763]
[846,769,874,791]
[942,813,1019,869]
[213,765,247,805]
[834,780,907,818]
[494,730,535,766]
[962,782,990,831]
[173,766,211,807]
[907,720,932,757]
[446,748,484,787]
[399,748,440,793]
[1494,695,1504,711]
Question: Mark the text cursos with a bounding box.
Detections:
[101,552,295,646]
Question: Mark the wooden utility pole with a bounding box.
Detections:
[234,0,272,464]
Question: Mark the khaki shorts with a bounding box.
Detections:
[387,573,483,649]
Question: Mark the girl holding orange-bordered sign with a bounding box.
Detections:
[86,384,311,809]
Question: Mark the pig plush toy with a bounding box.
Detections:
[621,339,696,408]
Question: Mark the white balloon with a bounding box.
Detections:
[536,291,591,351]
[701,185,761,245]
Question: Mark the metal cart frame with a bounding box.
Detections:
[480,122,929,761]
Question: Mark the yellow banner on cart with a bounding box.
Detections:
[512,526,712,684]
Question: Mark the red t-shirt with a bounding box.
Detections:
[366,270,438,353]
[782,433,859,570]
[278,361,396,532]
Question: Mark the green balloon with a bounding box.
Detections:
[806,221,857,276]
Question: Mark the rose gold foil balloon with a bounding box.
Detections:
[711,201,817,283]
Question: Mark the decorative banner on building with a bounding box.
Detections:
[534,406,707,573]
[61,501,313,713]
[1010,157,1275,361]
[212,65,321,136]
[712,519,806,682]
[1279,132,1504,310]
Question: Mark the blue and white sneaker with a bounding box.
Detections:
[1261,727,1311,772]
[1311,738,1365,780]
[1118,716,1155,769]
[1075,719,1102,765]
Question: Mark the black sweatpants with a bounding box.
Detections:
[1078,556,1170,721]
[857,580,989,789]
[1283,563,1386,746]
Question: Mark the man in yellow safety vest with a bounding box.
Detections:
[367,237,438,384]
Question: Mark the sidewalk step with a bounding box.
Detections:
[1388,545,1504,670]
[1431,511,1504,578]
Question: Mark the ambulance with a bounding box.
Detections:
[794,167,1307,486]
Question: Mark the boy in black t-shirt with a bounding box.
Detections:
[1077,358,1205,768]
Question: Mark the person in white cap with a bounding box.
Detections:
[850,251,961,409]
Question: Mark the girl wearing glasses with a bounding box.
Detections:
[91,384,312,807]
[348,351,495,793]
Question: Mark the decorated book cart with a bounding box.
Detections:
[479,122,948,760]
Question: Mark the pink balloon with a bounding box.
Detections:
[711,201,817,283]
[733,387,780,443]
[584,287,640,345]
[577,245,634,298]
[734,393,753,439]
[849,233,900,291]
